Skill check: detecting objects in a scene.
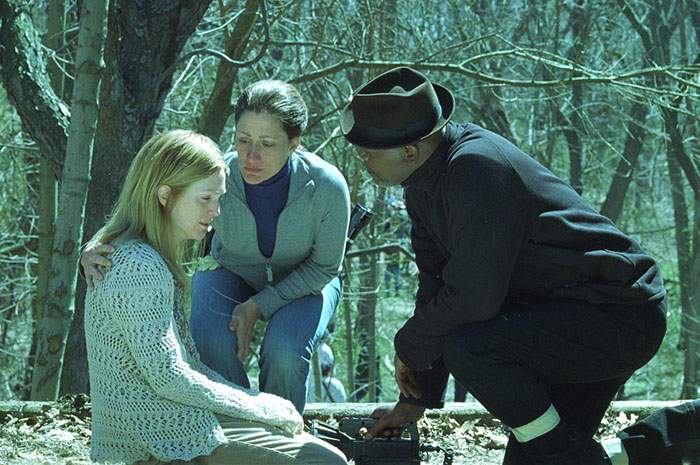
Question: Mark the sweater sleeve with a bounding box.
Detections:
[395,155,529,371]
[254,168,350,319]
[108,259,302,435]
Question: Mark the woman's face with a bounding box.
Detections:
[167,169,226,244]
[235,111,299,184]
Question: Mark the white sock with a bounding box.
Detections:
[512,404,561,443]
[601,437,629,465]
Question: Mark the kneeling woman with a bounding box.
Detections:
[84,130,346,465]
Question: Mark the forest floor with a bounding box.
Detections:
[0,396,642,465]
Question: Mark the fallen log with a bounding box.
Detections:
[0,400,692,422]
[303,400,693,423]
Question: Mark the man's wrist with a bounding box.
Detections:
[397,400,426,414]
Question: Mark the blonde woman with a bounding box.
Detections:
[84,130,346,465]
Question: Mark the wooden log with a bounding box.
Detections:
[303,400,694,423]
[0,400,57,416]
[0,400,692,421]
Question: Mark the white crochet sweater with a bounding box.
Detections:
[85,240,302,464]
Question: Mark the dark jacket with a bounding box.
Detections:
[395,123,665,407]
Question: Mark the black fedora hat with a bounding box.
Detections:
[341,67,455,149]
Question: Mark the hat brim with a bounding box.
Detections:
[342,82,455,149]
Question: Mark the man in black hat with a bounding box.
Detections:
[341,67,692,465]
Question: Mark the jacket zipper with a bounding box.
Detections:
[265,259,273,284]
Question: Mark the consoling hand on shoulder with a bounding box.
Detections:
[80,243,114,289]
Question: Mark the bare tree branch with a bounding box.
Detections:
[346,243,415,261]
[288,58,700,90]
[173,0,269,72]
[616,0,653,53]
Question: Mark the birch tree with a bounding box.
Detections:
[31,0,109,400]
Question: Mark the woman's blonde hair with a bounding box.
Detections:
[88,130,226,286]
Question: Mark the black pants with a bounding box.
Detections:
[441,299,667,465]
[618,399,700,465]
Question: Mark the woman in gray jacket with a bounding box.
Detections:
[190,80,350,413]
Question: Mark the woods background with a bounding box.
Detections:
[0,0,699,406]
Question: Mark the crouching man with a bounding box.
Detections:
[342,66,673,465]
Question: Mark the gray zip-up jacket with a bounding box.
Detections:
[210,149,350,319]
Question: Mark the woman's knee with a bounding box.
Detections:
[261,343,310,369]
[263,302,328,361]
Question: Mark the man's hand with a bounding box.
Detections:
[81,243,115,289]
[367,402,425,438]
[395,353,422,399]
[229,299,262,360]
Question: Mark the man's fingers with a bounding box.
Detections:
[86,275,94,290]
[381,427,403,438]
[367,415,391,438]
[367,415,404,438]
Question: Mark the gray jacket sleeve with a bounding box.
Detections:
[254,167,350,319]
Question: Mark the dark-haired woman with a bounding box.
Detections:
[189,80,350,413]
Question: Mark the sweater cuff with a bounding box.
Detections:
[253,286,288,320]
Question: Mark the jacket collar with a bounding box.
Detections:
[227,149,315,204]
[401,122,459,191]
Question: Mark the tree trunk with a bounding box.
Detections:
[600,102,649,222]
[353,252,380,402]
[563,0,586,194]
[31,0,109,400]
[342,261,356,400]
[683,192,700,398]
[26,0,64,400]
[60,0,214,395]
[353,190,387,402]
[474,88,514,142]
[197,0,260,141]
[0,0,69,175]
[565,84,584,194]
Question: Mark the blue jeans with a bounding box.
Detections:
[190,267,340,413]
